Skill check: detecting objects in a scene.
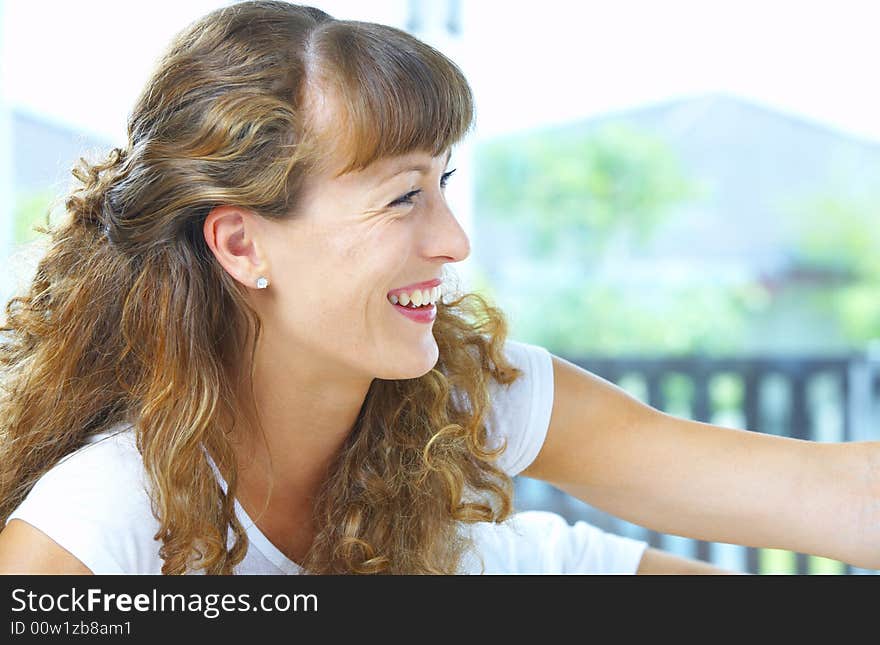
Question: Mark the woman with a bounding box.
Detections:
[0,1,874,575]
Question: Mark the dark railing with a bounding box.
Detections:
[513,350,880,574]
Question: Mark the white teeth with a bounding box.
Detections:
[388,284,443,308]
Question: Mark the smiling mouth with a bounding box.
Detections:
[389,298,437,323]
[386,283,443,308]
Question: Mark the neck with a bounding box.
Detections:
[231,334,374,513]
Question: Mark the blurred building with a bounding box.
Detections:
[475,93,880,354]
[9,108,111,198]
[0,108,110,314]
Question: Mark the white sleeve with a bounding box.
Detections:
[484,339,555,477]
[6,430,164,575]
[466,510,648,575]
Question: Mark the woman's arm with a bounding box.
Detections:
[636,547,740,574]
[521,354,880,569]
[0,519,94,574]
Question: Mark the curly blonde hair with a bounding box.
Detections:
[0,1,523,574]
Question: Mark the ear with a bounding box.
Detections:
[203,205,269,289]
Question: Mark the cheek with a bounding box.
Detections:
[293,222,363,275]
[364,217,414,253]
[286,220,412,304]
[337,219,411,266]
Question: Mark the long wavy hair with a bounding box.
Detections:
[0,1,523,574]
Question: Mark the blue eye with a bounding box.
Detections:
[389,168,457,207]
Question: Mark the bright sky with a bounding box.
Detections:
[3,0,880,144]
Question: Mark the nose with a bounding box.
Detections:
[421,195,471,264]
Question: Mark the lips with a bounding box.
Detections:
[387,278,442,298]
[391,300,437,323]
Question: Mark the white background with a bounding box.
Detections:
[3,0,880,144]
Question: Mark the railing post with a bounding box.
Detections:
[848,344,880,444]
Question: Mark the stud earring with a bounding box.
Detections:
[256,276,269,289]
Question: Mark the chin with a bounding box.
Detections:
[375,343,439,380]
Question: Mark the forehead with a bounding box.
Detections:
[300,72,458,184]
[316,148,452,189]
[367,149,452,183]
[290,148,451,214]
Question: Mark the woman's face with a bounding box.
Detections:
[249,147,469,383]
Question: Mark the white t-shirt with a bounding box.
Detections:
[7,339,647,575]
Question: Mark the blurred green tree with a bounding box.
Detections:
[786,189,880,346]
[476,123,696,261]
[473,123,754,355]
[13,189,56,245]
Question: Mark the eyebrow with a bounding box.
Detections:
[378,149,453,184]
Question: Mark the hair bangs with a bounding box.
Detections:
[310,21,475,176]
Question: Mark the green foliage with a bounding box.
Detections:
[13,189,57,245]
[475,121,880,356]
[476,123,697,260]
[785,188,880,345]
[496,279,750,357]
[473,123,757,355]
[758,549,846,575]
[791,194,880,278]
[474,122,728,355]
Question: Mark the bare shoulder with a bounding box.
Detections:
[521,352,657,483]
[0,519,93,575]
